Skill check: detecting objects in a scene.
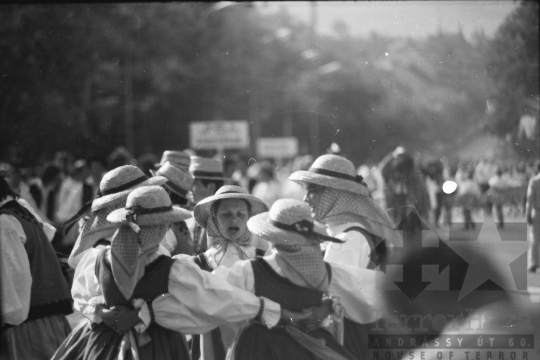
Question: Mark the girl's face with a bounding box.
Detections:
[215,198,250,241]
[303,183,326,218]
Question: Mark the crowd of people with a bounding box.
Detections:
[1,145,539,360]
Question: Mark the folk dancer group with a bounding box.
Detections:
[1,153,399,360]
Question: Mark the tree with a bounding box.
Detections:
[486,0,539,139]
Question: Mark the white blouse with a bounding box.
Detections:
[203,234,270,270]
[324,222,373,269]
[0,207,32,326]
[213,248,383,325]
[0,197,56,326]
[71,247,281,335]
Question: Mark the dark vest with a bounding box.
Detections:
[82,181,94,205]
[0,200,73,322]
[95,248,174,307]
[251,257,331,311]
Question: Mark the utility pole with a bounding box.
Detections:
[249,76,260,157]
[309,2,320,156]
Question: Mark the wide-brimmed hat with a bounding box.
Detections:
[155,150,191,170]
[91,165,167,212]
[189,156,227,180]
[107,186,192,227]
[150,161,193,198]
[194,185,268,228]
[247,199,341,247]
[288,154,368,196]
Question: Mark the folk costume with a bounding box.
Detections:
[527,173,540,272]
[187,156,229,255]
[57,186,283,360]
[192,185,269,360]
[52,186,192,360]
[1,195,73,360]
[151,161,195,256]
[215,199,382,360]
[289,155,397,360]
[193,185,269,271]
[67,165,168,269]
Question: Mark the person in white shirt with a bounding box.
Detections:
[487,168,507,228]
[191,185,269,359]
[0,172,72,360]
[526,163,540,272]
[289,154,398,359]
[188,156,226,255]
[214,199,381,360]
[57,187,312,360]
[456,170,481,230]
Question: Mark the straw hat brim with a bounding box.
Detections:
[288,170,369,196]
[154,162,190,169]
[192,174,230,181]
[247,212,331,247]
[149,169,189,197]
[92,176,168,212]
[194,193,268,228]
[107,205,192,226]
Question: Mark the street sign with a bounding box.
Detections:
[257,137,299,158]
[189,120,249,150]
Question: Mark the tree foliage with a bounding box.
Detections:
[487,0,539,137]
[0,4,519,166]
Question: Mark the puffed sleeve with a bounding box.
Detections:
[324,229,372,268]
[70,246,105,321]
[212,258,255,292]
[0,214,32,326]
[145,255,280,334]
[72,245,171,316]
[327,262,383,324]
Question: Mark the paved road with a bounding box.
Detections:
[426,210,540,303]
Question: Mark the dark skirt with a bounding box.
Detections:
[51,318,189,360]
[343,318,374,360]
[233,323,357,360]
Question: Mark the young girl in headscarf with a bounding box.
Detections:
[56,186,307,360]
[192,185,269,271]
[191,185,269,359]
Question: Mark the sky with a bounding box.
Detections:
[256,1,519,41]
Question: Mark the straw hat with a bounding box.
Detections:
[194,185,268,228]
[155,150,191,169]
[150,161,193,198]
[288,154,369,196]
[91,165,167,212]
[247,199,341,246]
[189,156,227,180]
[107,186,192,227]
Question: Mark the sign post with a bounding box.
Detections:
[257,137,299,159]
[189,121,250,150]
